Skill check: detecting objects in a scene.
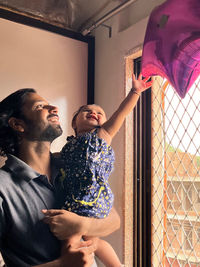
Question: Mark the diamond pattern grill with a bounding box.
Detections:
[151,76,200,267]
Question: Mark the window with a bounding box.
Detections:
[151,76,200,266]
[184,226,193,251]
[126,55,200,266]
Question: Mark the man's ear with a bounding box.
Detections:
[8,117,25,133]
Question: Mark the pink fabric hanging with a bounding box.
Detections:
[141,0,200,98]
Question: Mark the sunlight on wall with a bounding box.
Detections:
[50,97,68,153]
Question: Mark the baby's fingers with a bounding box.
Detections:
[145,81,153,89]
[143,76,151,83]
[132,73,143,82]
[132,73,136,81]
[138,73,143,80]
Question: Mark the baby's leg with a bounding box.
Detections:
[83,236,122,267]
[61,234,82,255]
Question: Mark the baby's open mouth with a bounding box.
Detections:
[88,115,98,121]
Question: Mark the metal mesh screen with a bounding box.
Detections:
[151,76,200,267]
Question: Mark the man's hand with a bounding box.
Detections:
[42,207,120,240]
[42,209,86,240]
[33,239,96,267]
[59,240,96,267]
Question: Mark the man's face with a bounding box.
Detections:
[20,93,63,142]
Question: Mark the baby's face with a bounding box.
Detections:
[75,104,107,135]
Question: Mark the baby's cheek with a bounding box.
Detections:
[99,117,106,125]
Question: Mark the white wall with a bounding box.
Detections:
[94,0,165,265]
[0,18,88,153]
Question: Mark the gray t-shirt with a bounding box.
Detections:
[0,154,65,266]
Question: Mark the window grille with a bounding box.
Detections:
[151,76,200,266]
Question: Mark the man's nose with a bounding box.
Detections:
[48,105,58,114]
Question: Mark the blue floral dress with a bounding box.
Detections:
[61,129,115,218]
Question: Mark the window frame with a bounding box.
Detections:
[133,57,152,267]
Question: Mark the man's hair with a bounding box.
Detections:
[0,88,36,156]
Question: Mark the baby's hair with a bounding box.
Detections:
[71,105,88,135]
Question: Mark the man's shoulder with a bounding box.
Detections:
[0,167,15,195]
[0,155,20,186]
[0,166,13,183]
[0,165,10,175]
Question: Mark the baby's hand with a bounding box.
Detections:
[132,73,152,93]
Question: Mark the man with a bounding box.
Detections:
[0,89,120,267]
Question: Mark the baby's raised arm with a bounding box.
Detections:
[98,73,152,144]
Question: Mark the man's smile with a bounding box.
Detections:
[47,114,59,123]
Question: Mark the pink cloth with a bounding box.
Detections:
[141,0,200,98]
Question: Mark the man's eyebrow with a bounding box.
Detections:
[33,100,49,105]
[31,100,50,107]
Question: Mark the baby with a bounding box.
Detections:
[60,74,152,266]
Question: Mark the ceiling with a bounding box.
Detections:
[0,0,130,34]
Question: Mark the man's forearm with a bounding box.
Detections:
[84,207,120,237]
[43,207,120,240]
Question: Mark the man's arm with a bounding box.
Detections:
[33,240,96,267]
[42,207,120,240]
[82,207,120,237]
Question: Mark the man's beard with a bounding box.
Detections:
[37,124,63,142]
[23,117,63,142]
